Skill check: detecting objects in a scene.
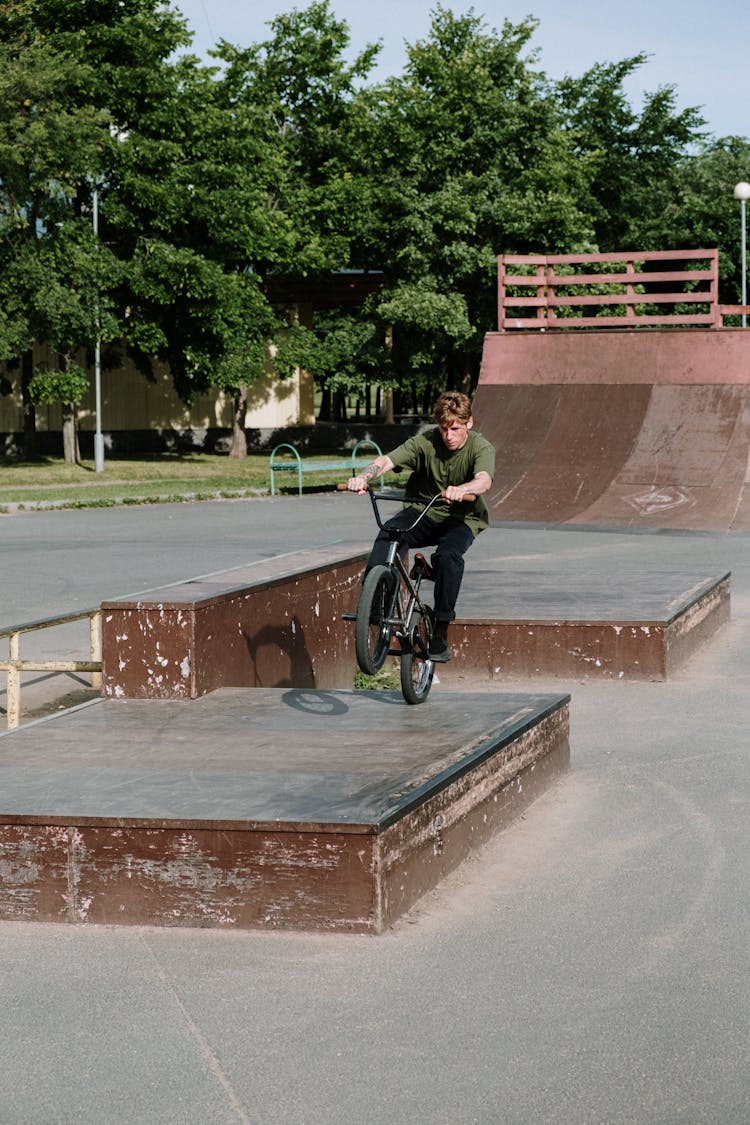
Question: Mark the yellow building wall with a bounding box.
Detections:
[0,346,309,433]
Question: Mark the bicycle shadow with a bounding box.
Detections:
[280,685,408,714]
[242,615,410,708]
[281,689,351,716]
[243,616,316,689]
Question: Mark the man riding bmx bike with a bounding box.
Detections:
[346,391,495,663]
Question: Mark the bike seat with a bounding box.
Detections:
[410,553,435,582]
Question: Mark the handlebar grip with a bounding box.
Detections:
[442,491,477,503]
[336,482,370,493]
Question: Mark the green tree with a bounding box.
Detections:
[98,3,381,451]
[28,363,89,462]
[208,0,388,428]
[555,55,706,250]
[0,0,108,455]
[273,308,389,421]
[641,137,750,308]
[0,0,196,458]
[102,47,287,414]
[0,0,289,458]
[347,6,592,399]
[215,0,380,279]
[188,273,278,459]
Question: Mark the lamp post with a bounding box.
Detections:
[92,187,104,471]
[733,181,750,327]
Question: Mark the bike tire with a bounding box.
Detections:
[355,565,398,675]
[400,608,435,704]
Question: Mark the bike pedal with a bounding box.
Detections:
[341,612,357,621]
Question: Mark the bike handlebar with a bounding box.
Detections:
[337,483,477,536]
[336,483,477,503]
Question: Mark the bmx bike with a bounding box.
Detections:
[339,486,474,705]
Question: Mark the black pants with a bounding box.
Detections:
[366,511,474,622]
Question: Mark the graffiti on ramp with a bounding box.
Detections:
[624,487,691,517]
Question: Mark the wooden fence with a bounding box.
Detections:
[498,249,750,330]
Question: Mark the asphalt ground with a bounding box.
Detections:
[1,494,750,1124]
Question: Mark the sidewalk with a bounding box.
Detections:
[1,497,748,1123]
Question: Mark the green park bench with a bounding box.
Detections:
[269,438,384,496]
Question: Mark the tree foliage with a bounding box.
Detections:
[645,136,750,303]
[0,0,741,451]
[214,1,380,278]
[555,55,707,250]
[339,6,596,399]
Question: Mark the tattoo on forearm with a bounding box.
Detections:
[361,462,379,481]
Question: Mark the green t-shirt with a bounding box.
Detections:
[387,428,495,537]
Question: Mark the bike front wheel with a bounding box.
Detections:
[400,608,435,704]
[355,565,398,675]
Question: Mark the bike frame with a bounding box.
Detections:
[366,488,444,653]
[340,481,478,697]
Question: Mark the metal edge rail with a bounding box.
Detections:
[0,609,102,730]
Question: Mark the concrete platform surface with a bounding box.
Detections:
[457,561,728,621]
[0,688,569,933]
[0,688,566,827]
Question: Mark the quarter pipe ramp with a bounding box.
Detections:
[474,328,750,531]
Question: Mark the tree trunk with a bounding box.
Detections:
[229,385,248,459]
[460,357,473,395]
[383,326,395,423]
[333,389,347,422]
[62,403,80,464]
[318,385,332,421]
[21,350,37,460]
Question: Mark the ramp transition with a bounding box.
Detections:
[475,325,750,531]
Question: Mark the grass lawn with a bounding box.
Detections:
[0,453,397,510]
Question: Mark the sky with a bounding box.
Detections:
[172,0,748,142]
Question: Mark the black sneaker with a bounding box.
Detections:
[428,636,451,663]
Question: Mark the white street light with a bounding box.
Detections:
[733,181,750,327]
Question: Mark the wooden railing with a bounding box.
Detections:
[498,249,729,330]
[0,609,102,729]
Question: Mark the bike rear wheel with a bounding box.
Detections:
[400,608,435,704]
[355,565,398,675]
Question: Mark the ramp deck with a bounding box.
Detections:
[0,688,569,933]
[100,541,730,696]
[448,556,731,681]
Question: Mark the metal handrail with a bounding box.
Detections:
[0,608,102,729]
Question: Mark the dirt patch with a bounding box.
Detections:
[22,687,100,723]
